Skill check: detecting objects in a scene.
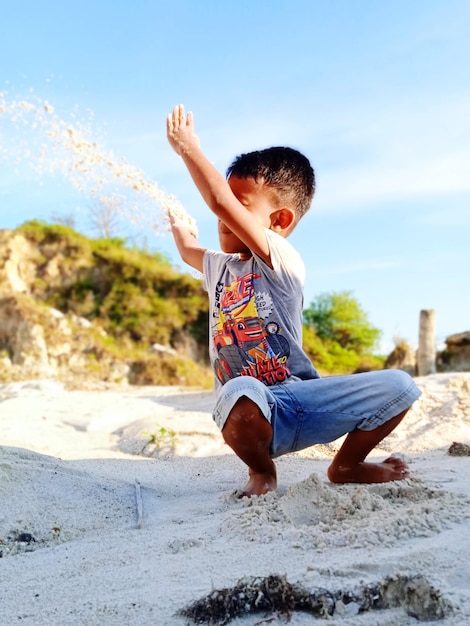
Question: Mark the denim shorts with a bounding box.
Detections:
[213,370,422,458]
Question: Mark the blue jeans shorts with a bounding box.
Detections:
[213,370,422,458]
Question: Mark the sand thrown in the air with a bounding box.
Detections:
[0,91,196,234]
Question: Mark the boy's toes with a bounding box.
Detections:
[383,456,408,471]
[383,456,409,479]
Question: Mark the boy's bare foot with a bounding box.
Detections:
[241,470,277,497]
[327,456,410,484]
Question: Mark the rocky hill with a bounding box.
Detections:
[0,221,212,388]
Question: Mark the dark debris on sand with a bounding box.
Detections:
[179,573,451,624]
[448,441,470,456]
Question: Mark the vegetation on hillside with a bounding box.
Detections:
[12,220,212,386]
[18,220,208,345]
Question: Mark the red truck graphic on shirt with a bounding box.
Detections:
[213,313,291,385]
[214,315,264,352]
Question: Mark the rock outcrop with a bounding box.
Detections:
[0,231,37,295]
[438,331,470,372]
[384,342,416,375]
[0,292,130,386]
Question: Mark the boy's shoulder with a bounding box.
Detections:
[204,230,304,284]
[265,229,304,272]
[265,228,300,253]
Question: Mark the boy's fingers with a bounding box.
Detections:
[166,113,173,133]
[167,104,195,148]
[177,104,185,125]
[168,104,190,130]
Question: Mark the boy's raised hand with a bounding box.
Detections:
[166,104,200,156]
[167,207,198,239]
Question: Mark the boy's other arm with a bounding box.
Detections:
[169,212,205,273]
[167,105,271,264]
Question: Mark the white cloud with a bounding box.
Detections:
[307,94,470,214]
[315,259,403,276]
[317,148,470,213]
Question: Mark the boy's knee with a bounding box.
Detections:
[228,395,264,424]
[370,368,419,399]
[386,368,414,387]
[223,395,272,446]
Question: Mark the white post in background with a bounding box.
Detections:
[417,309,436,376]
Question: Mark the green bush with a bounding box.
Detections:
[303,291,384,375]
[304,291,381,353]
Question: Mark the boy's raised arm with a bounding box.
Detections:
[166,105,271,264]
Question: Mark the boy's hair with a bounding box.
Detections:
[226,146,315,223]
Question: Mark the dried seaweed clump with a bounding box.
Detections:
[448,441,470,456]
[179,573,451,624]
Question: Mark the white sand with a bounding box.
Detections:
[1,373,470,625]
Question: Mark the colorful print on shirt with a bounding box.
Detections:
[211,271,291,386]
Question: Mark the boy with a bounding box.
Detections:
[167,104,421,497]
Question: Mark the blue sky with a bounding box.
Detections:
[1,0,469,354]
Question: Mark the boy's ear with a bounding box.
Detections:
[270,208,296,232]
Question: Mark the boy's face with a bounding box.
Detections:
[219,175,275,255]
